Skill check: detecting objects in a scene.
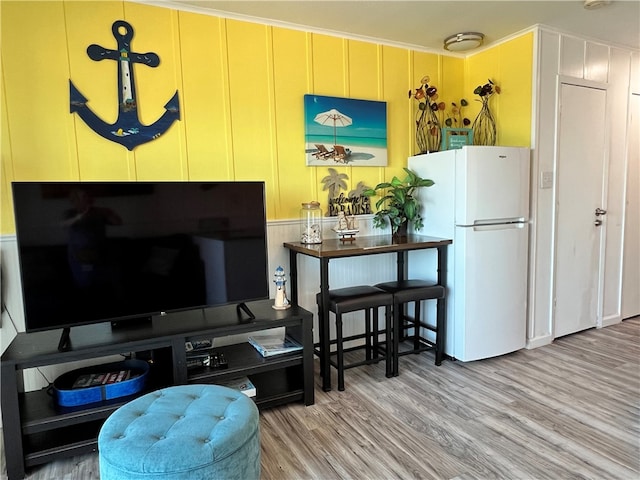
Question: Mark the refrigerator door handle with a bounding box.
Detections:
[456,217,526,227]
[471,222,526,232]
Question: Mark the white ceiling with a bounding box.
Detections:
[148,0,640,52]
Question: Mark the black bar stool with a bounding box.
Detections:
[375,280,446,376]
[316,286,393,391]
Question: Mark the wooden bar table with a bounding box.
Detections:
[284,234,452,391]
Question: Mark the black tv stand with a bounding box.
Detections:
[57,327,71,352]
[1,299,314,480]
[110,315,153,329]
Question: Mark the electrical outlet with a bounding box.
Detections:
[540,171,554,189]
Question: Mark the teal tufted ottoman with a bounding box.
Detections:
[98,384,260,480]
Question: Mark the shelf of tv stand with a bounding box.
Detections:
[1,299,314,480]
[19,381,167,434]
[187,342,302,380]
[22,419,104,468]
[187,341,307,409]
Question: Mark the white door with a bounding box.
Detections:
[554,83,607,338]
[622,93,640,319]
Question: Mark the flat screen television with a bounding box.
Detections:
[12,181,270,350]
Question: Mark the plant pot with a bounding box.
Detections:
[393,222,408,240]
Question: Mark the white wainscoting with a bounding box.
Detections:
[268,215,397,346]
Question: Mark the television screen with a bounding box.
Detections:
[12,182,270,334]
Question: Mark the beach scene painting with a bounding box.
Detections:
[304,94,387,166]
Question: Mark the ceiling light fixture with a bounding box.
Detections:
[584,0,611,9]
[443,32,485,52]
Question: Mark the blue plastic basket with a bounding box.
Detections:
[53,359,150,407]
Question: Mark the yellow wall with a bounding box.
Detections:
[466,33,534,147]
[0,1,532,234]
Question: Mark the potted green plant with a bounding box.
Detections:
[363,168,434,237]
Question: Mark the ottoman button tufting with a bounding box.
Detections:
[98,384,260,480]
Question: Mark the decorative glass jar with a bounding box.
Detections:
[300,201,322,244]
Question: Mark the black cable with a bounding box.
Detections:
[1,299,19,336]
[37,368,52,384]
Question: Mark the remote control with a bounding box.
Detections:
[218,352,228,369]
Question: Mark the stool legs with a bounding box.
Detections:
[372,307,393,377]
[435,297,446,366]
[375,280,447,376]
[317,300,326,379]
[365,309,372,362]
[392,297,445,375]
[384,306,392,378]
[335,308,385,391]
[412,301,422,351]
[334,306,392,390]
[317,286,394,391]
[392,304,400,377]
[336,312,345,391]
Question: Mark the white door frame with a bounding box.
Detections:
[551,75,610,335]
[622,93,640,319]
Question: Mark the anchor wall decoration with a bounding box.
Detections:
[70,20,180,151]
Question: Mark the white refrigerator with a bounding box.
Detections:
[408,145,530,362]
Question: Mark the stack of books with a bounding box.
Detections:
[217,376,256,397]
[247,334,303,357]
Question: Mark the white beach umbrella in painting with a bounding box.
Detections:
[314,109,352,145]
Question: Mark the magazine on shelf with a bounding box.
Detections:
[217,376,257,397]
[185,338,213,352]
[247,334,303,357]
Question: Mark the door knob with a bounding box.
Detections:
[595,219,603,227]
[595,208,607,216]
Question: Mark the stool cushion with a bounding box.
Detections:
[98,384,260,480]
[376,280,445,303]
[317,286,393,314]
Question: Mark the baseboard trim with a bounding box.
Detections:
[601,314,621,328]
[526,334,553,349]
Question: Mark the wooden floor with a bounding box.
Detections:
[2,317,638,480]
